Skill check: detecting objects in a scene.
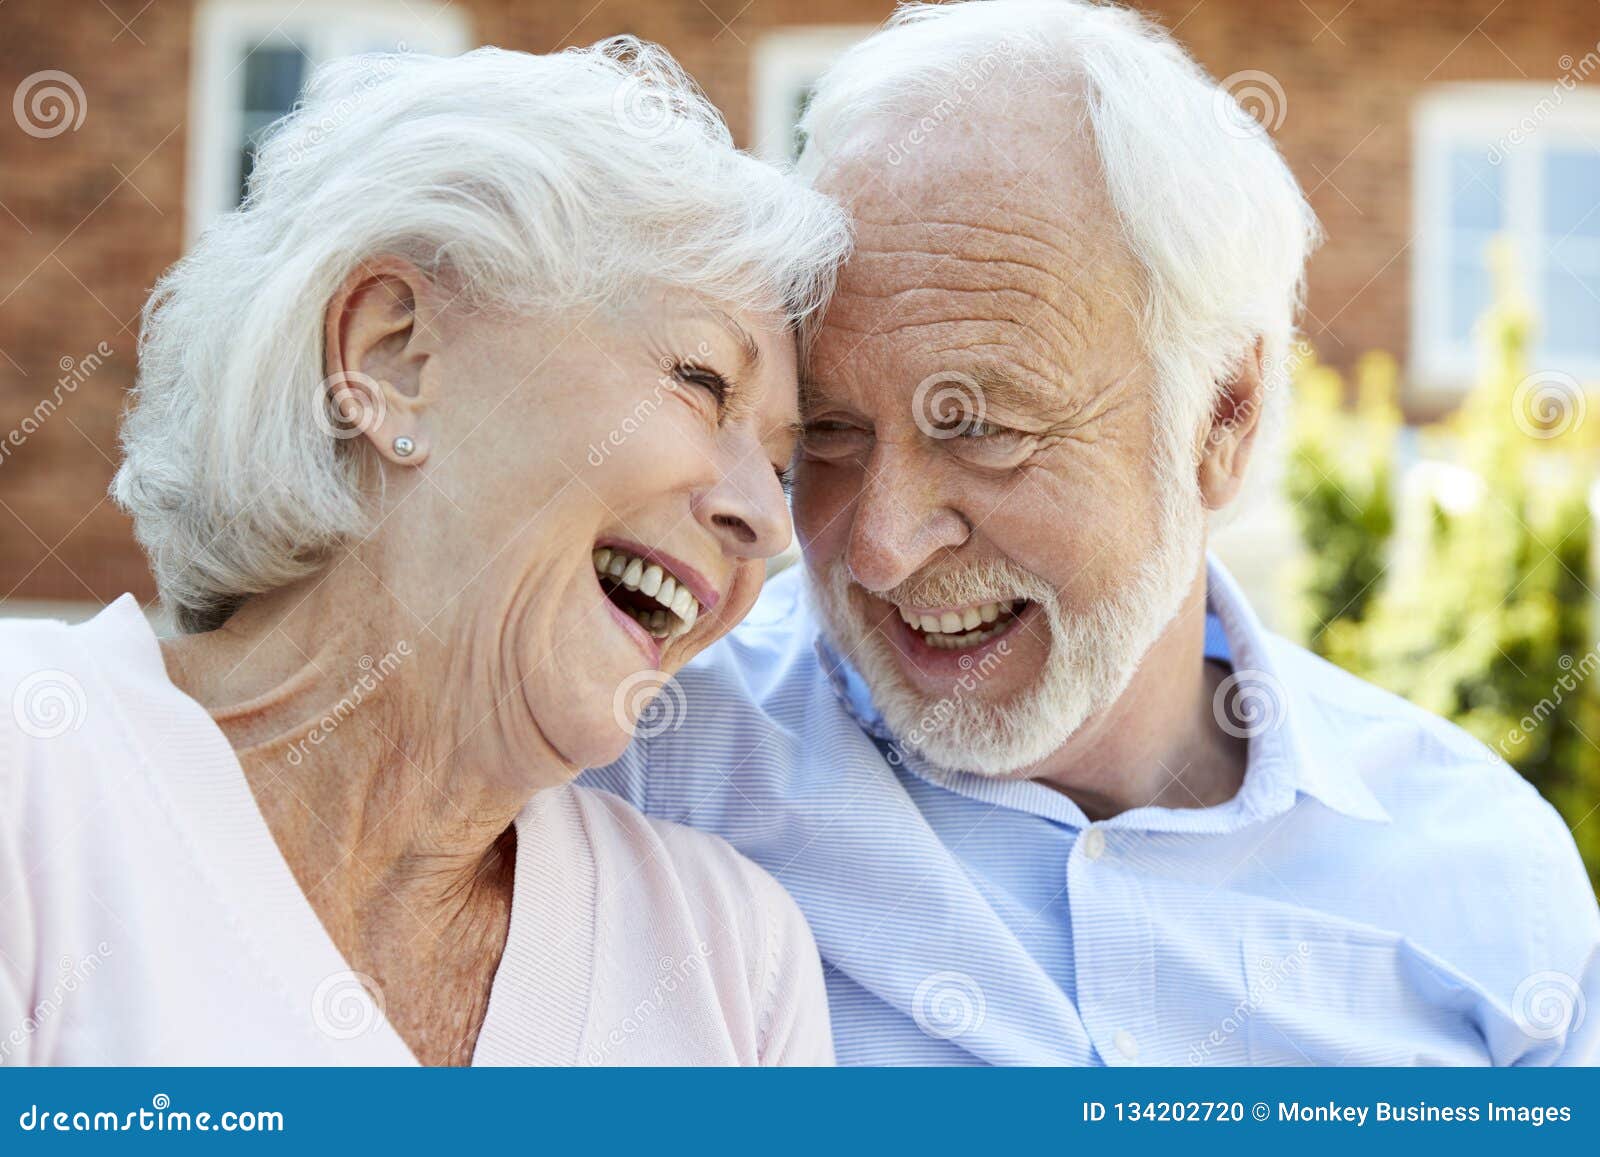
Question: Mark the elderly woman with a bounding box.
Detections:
[0,42,850,1065]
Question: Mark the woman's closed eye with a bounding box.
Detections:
[671,361,733,419]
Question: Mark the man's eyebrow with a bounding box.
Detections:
[967,367,1062,415]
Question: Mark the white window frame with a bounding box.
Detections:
[185,0,471,244]
[1411,83,1600,393]
[750,26,876,163]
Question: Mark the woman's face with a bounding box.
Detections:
[401,289,799,772]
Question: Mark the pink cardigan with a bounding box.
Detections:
[0,596,833,1065]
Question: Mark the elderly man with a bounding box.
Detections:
[584,0,1600,1064]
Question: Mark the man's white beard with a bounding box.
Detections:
[809,469,1203,778]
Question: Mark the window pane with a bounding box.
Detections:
[1448,253,1496,342]
[237,45,307,206]
[241,44,306,113]
[1449,146,1504,231]
[1540,264,1600,356]
[1542,149,1600,239]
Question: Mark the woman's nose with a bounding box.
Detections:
[692,442,792,561]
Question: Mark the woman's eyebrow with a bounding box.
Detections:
[707,308,763,376]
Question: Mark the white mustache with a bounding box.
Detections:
[873,558,1057,612]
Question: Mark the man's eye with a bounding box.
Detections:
[801,419,871,460]
[954,420,1024,442]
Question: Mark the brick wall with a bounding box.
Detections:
[1,0,1593,604]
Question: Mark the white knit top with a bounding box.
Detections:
[0,596,833,1066]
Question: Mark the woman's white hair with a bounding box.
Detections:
[115,40,851,633]
[797,0,1321,486]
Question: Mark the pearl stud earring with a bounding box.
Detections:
[392,435,415,458]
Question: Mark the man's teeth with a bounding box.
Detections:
[593,547,701,640]
[897,599,1023,650]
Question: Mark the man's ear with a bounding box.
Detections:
[322,256,444,467]
[1197,336,1267,511]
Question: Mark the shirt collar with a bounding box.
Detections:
[814,554,1391,829]
[1204,556,1391,825]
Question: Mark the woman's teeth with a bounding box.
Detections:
[593,547,701,640]
[898,599,1025,650]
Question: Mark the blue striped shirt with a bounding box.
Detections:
[581,558,1600,1065]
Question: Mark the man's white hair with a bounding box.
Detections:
[797,0,1320,478]
[114,41,852,633]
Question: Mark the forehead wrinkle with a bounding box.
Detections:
[837,218,1130,365]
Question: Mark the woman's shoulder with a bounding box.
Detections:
[567,782,798,925]
[564,784,833,1064]
[0,596,172,811]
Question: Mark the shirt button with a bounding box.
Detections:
[1080,827,1106,860]
[1114,1030,1139,1061]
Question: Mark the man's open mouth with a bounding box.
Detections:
[896,599,1028,650]
[593,546,703,640]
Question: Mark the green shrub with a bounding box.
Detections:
[1286,249,1600,889]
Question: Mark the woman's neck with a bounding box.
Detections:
[158,579,552,1064]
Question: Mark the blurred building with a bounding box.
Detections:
[1,0,1597,612]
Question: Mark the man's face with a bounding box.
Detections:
[793,110,1205,776]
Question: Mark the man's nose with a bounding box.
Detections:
[845,444,969,592]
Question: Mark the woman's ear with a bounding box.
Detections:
[1197,335,1267,511]
[322,256,444,467]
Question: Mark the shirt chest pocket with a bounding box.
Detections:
[1241,925,1496,1066]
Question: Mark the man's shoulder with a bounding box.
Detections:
[1265,632,1592,913]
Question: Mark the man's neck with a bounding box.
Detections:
[1026,571,1249,821]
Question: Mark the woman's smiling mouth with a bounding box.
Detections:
[593,545,708,640]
